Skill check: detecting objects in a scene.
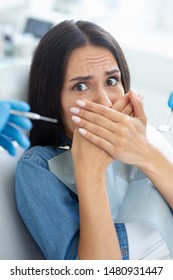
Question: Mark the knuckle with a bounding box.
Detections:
[100,105,108,115]
[93,123,100,133]
[122,114,130,123]
[79,108,86,118]
[90,113,98,124]
[79,118,86,127]
[95,136,103,146]
[121,126,129,137]
[116,139,126,154]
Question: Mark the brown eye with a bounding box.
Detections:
[106,77,117,86]
[74,83,88,92]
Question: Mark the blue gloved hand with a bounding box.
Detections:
[168,91,173,109]
[0,100,32,156]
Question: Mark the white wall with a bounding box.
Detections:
[1,0,173,145]
[124,47,173,145]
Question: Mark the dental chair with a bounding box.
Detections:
[0,63,45,259]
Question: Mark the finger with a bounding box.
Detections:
[121,102,134,116]
[71,103,131,134]
[137,94,144,103]
[0,135,16,156]
[78,127,114,157]
[128,90,147,123]
[71,111,120,134]
[111,93,130,112]
[71,114,124,147]
[75,99,124,123]
[9,115,33,130]
[130,112,135,117]
[0,103,10,131]
[2,124,30,149]
[6,100,31,112]
[111,93,134,116]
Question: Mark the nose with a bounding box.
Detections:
[93,88,112,108]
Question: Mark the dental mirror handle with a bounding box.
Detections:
[168,91,173,109]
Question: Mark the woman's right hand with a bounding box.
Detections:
[71,126,121,260]
[72,127,113,176]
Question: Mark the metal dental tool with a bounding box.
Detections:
[157,91,173,132]
[10,110,58,123]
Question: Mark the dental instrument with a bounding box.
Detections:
[10,110,58,123]
[157,91,173,132]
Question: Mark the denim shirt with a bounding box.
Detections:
[16,130,173,260]
[48,146,173,258]
[15,145,129,260]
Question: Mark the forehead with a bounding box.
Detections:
[66,45,118,76]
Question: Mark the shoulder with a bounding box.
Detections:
[16,145,76,198]
[17,145,67,169]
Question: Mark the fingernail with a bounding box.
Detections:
[71,116,81,123]
[137,94,144,101]
[70,107,80,114]
[76,100,86,107]
[79,128,87,135]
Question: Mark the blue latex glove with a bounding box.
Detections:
[168,91,173,109]
[0,100,32,156]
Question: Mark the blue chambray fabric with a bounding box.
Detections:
[15,145,129,259]
[48,148,173,259]
[15,146,80,260]
[115,224,129,260]
[15,126,173,259]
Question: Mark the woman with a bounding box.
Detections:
[15,20,173,260]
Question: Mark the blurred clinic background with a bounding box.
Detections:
[1,0,173,145]
[2,0,173,261]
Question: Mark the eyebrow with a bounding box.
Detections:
[105,68,120,76]
[69,68,120,82]
[69,75,93,82]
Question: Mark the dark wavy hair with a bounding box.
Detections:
[28,20,130,147]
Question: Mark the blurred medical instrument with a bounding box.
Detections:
[10,110,58,123]
[157,91,173,132]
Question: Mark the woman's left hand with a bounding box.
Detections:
[71,91,148,167]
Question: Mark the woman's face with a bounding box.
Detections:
[61,45,125,139]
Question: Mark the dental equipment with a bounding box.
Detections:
[10,110,58,123]
[157,91,173,132]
